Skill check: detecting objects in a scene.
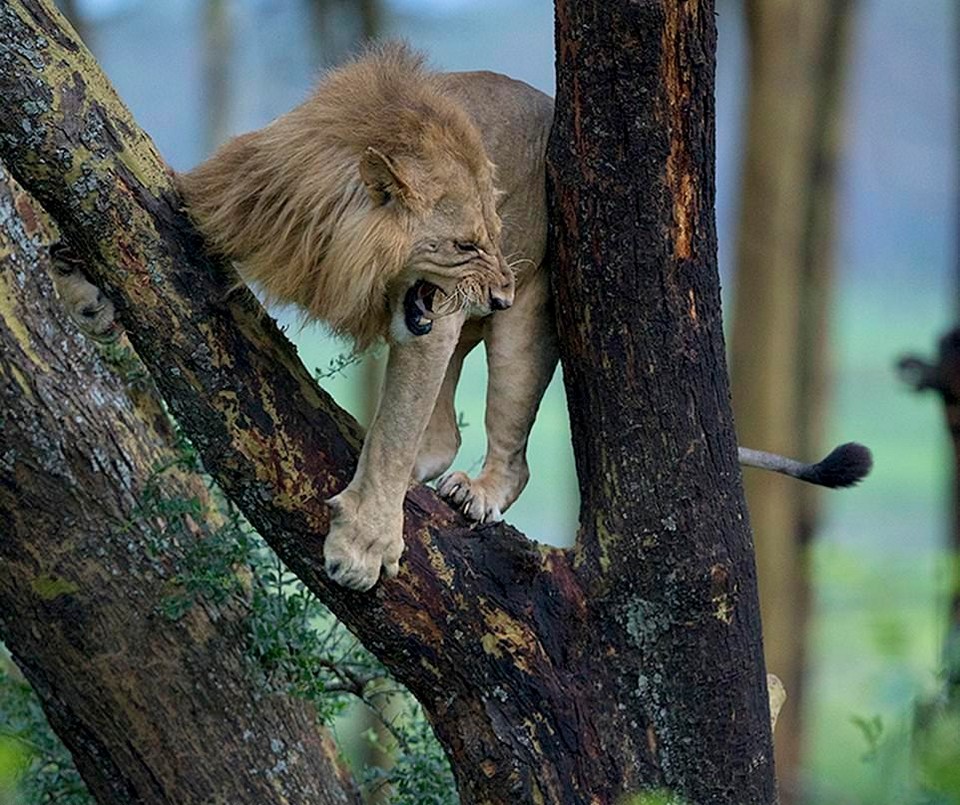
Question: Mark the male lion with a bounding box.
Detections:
[178,44,870,592]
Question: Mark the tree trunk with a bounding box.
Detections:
[0,165,358,805]
[729,0,856,792]
[546,1,774,801]
[201,0,232,154]
[0,2,775,802]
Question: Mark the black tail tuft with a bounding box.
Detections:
[804,442,873,488]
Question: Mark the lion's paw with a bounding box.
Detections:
[437,471,506,524]
[324,490,404,592]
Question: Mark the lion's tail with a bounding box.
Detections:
[738,442,873,488]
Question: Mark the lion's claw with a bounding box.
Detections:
[437,471,505,524]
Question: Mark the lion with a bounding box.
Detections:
[178,44,871,592]
[48,243,120,342]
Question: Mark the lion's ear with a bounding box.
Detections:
[359,147,416,207]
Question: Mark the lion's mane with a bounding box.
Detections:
[179,43,490,349]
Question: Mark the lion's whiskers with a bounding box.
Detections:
[432,277,488,318]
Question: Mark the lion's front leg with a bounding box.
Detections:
[438,266,558,523]
[325,312,464,591]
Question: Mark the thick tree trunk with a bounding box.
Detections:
[729,0,856,791]
[546,1,774,802]
[0,165,358,805]
[0,1,775,802]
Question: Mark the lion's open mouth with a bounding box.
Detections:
[403,280,440,336]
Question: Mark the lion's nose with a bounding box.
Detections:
[489,291,512,311]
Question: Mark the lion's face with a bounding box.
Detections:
[49,258,120,342]
[360,147,514,341]
[401,180,514,337]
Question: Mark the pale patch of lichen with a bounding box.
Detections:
[114,142,169,198]
[7,364,34,399]
[395,606,444,648]
[0,280,51,373]
[30,14,169,195]
[213,389,241,432]
[31,574,79,600]
[479,607,542,674]
[712,594,734,625]
[530,774,545,805]
[422,534,455,586]
[198,322,235,370]
[594,513,613,573]
[480,632,502,658]
[419,656,442,682]
[211,385,320,511]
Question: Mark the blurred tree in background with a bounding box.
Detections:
[729,0,857,797]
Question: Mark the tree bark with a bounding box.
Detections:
[0,1,775,802]
[729,0,856,791]
[0,164,359,805]
[546,1,774,802]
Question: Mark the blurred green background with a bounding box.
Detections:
[3,0,957,802]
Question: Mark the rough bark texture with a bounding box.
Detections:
[0,165,359,805]
[0,1,775,802]
[547,1,775,803]
[729,0,856,791]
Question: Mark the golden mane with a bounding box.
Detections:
[178,43,492,350]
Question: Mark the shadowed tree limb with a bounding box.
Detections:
[0,1,775,802]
